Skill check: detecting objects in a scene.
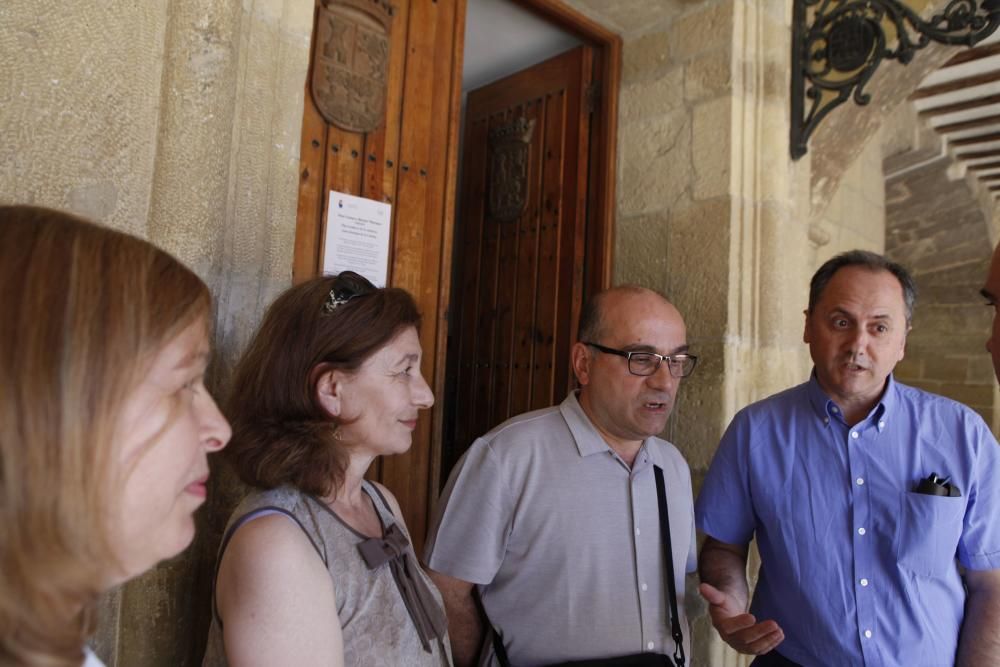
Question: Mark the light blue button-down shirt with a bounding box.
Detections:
[696,374,1000,667]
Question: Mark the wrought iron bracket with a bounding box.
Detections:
[791,0,1000,160]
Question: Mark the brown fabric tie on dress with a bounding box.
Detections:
[357,523,448,653]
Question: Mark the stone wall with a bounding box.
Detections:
[593,0,742,465]
[0,2,169,234]
[1,1,313,664]
[812,135,887,259]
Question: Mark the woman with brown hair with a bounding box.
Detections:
[0,205,231,666]
[203,272,450,667]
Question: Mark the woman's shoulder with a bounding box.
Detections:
[223,509,323,567]
[232,484,308,516]
[213,504,343,666]
[215,511,334,626]
[219,487,327,575]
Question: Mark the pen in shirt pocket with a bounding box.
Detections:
[915,472,962,497]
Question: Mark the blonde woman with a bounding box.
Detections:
[0,206,231,666]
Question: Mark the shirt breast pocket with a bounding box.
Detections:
[895,492,965,577]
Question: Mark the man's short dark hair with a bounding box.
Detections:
[808,250,917,324]
[577,285,669,343]
[577,291,609,343]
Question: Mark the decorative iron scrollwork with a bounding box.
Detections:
[488,117,537,223]
[791,0,1000,159]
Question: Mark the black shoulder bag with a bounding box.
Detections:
[480,464,686,667]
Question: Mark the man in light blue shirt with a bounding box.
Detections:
[696,250,1000,666]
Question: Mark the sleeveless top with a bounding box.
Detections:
[202,483,452,666]
[82,647,105,667]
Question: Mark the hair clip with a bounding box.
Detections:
[323,290,357,313]
[322,272,374,313]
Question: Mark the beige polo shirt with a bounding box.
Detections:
[425,392,696,666]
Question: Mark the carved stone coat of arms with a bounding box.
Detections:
[311,0,393,133]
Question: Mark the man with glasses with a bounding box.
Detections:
[697,250,1000,667]
[425,286,698,666]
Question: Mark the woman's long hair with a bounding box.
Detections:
[0,206,211,666]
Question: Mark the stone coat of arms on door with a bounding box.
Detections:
[488,117,536,223]
[311,0,393,134]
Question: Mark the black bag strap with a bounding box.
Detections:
[473,585,512,667]
[654,464,685,667]
[472,584,510,667]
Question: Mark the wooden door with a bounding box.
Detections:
[448,45,593,467]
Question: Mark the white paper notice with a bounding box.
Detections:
[322,191,392,286]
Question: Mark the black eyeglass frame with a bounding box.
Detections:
[582,341,698,378]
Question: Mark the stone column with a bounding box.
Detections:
[111,2,244,664]
[144,0,242,281]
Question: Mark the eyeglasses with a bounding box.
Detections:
[583,341,698,378]
[323,271,375,313]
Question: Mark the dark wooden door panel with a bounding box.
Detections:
[451,45,592,456]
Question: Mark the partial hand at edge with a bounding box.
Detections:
[698,582,784,656]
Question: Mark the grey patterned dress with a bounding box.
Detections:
[202,483,452,666]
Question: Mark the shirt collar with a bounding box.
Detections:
[559,391,659,461]
[806,369,895,425]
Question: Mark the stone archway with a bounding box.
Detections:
[880,103,1000,433]
[884,149,997,431]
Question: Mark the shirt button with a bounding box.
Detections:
[831,406,839,413]
[856,477,864,486]
[823,417,830,425]
[864,630,872,639]
[878,420,885,429]
[647,642,654,650]
[860,578,869,587]
[641,583,648,591]
[851,431,859,439]
[635,528,641,536]
[858,527,866,536]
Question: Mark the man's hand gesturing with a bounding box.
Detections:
[699,582,784,656]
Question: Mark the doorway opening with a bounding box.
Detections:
[439,0,621,481]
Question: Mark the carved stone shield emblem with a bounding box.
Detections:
[311,0,393,133]
[488,117,536,222]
